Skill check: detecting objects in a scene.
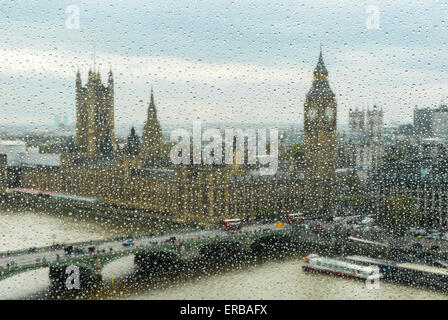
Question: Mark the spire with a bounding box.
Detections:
[148,86,156,118]
[140,86,163,163]
[150,86,154,102]
[76,69,82,88]
[93,41,96,72]
[87,68,93,84]
[314,46,328,78]
[108,67,113,87]
[126,126,141,156]
[306,46,334,99]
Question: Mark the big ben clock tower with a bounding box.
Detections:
[303,48,337,215]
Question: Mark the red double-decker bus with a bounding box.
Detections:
[285,212,305,224]
[221,218,243,231]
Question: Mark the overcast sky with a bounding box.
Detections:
[0,0,447,128]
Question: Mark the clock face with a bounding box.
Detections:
[307,107,317,120]
[325,107,334,120]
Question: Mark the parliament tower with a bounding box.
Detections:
[140,88,163,163]
[303,48,337,215]
[75,69,115,158]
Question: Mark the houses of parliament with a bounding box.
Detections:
[19,50,337,223]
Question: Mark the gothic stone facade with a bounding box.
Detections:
[303,50,337,215]
[20,69,306,223]
[21,158,303,223]
[75,70,115,158]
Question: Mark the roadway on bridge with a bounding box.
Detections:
[0,222,283,270]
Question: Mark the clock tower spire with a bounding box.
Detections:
[303,47,337,215]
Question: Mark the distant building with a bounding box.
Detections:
[0,140,60,167]
[75,69,115,158]
[397,124,414,136]
[348,108,365,136]
[414,104,448,139]
[366,106,383,144]
[18,68,306,223]
[414,107,433,137]
[0,140,27,165]
[0,140,60,188]
[347,105,384,180]
[372,141,448,230]
[420,137,446,160]
[432,105,448,139]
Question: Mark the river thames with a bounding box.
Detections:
[0,206,446,300]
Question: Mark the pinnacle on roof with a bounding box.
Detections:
[313,46,328,77]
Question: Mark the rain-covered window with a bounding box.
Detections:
[0,0,447,305]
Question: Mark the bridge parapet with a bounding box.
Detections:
[0,224,302,287]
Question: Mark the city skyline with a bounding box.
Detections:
[2,0,448,302]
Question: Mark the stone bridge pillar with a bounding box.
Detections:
[134,251,181,276]
[94,255,103,281]
[179,243,187,261]
[49,265,100,293]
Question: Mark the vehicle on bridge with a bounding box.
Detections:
[28,246,37,253]
[123,239,134,247]
[7,260,15,267]
[51,243,63,250]
[285,212,305,224]
[165,236,177,243]
[64,245,74,256]
[221,218,243,231]
[74,247,86,255]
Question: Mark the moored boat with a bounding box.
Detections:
[302,254,382,280]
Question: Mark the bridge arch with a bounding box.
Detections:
[134,250,182,276]
[251,233,296,256]
[0,263,51,283]
[0,260,100,293]
[0,266,53,299]
[99,249,138,270]
[49,264,100,292]
[198,240,245,265]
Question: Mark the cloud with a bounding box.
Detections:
[0,47,311,85]
[0,43,447,126]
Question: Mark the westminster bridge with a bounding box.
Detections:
[0,222,361,290]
